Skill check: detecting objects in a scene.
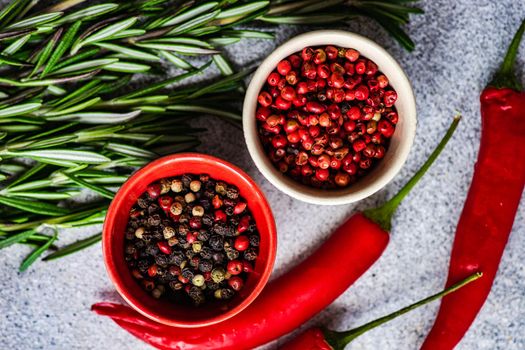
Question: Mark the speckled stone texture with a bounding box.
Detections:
[1,1,524,349]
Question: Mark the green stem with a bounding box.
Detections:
[324,272,483,350]
[490,18,525,91]
[364,115,461,231]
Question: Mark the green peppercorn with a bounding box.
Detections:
[192,205,205,217]
[211,267,226,283]
[171,179,183,192]
[192,274,205,287]
[190,180,202,192]
[160,179,171,194]
[135,227,145,239]
[185,192,196,203]
[215,182,227,195]
[170,202,183,215]
[192,241,202,253]
[163,226,176,239]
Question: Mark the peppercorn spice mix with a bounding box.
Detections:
[256,46,398,189]
[124,174,260,305]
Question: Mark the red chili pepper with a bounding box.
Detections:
[281,273,482,350]
[422,19,525,350]
[92,120,460,350]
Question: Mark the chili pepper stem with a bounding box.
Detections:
[490,18,525,90]
[323,272,483,350]
[364,115,461,231]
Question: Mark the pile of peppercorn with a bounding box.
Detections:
[256,45,399,189]
[124,174,260,306]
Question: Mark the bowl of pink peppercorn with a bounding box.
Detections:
[243,30,417,205]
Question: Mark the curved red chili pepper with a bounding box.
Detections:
[422,19,525,350]
[93,119,460,350]
[280,273,482,350]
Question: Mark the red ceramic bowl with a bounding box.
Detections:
[103,153,277,328]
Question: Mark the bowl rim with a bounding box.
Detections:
[102,153,277,328]
[243,30,417,205]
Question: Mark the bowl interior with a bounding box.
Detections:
[103,154,276,327]
[243,30,417,205]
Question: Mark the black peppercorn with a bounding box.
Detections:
[244,248,258,261]
[182,268,194,280]
[137,259,150,272]
[169,251,185,266]
[181,174,192,188]
[212,223,228,236]
[249,234,260,247]
[155,254,169,267]
[148,214,161,226]
[212,252,225,264]
[137,197,149,209]
[225,186,239,199]
[206,281,220,291]
[148,203,159,215]
[198,259,213,272]
[223,198,235,207]
[197,230,210,242]
[199,247,212,259]
[202,214,214,227]
[209,235,224,251]
[145,244,160,256]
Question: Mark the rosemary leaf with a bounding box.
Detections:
[43,232,101,260]
[19,232,57,271]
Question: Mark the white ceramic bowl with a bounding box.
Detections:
[243,30,417,205]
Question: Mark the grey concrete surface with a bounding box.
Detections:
[1,1,524,349]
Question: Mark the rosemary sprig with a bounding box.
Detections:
[0,0,422,269]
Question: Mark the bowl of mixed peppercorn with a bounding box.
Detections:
[103,153,277,327]
[243,30,417,205]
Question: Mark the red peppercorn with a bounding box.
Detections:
[278,161,288,173]
[228,276,244,291]
[308,155,319,168]
[292,96,307,107]
[277,78,287,90]
[295,151,309,166]
[343,120,356,132]
[352,151,361,163]
[234,236,250,252]
[271,134,288,148]
[237,216,250,233]
[317,154,331,169]
[360,157,372,169]
[302,135,314,150]
[280,86,296,101]
[227,260,243,275]
[258,91,272,107]
[287,131,300,143]
[277,59,292,75]
[203,271,211,281]
[233,202,247,215]
[302,62,317,80]
[296,81,309,95]
[212,195,223,209]
[186,231,197,244]
[386,111,399,124]
[343,162,357,175]
[335,172,350,186]
[306,102,326,114]
[330,157,341,169]
[214,210,227,222]
[315,168,330,181]
[363,144,376,158]
[371,132,382,144]
[378,119,395,138]
[158,195,173,211]
[353,139,366,152]
[344,62,355,75]
[377,74,389,88]
[286,71,298,85]
[375,145,386,159]
[384,90,397,107]
[275,96,292,110]
[267,72,280,86]
[148,264,158,277]
[347,106,361,120]
[317,64,330,79]
[355,59,366,74]
[313,48,326,64]
[289,54,302,68]
[344,48,360,62]
[301,164,313,177]
[327,104,342,120]
[355,85,369,100]
[309,125,321,137]
[146,183,161,199]
[242,260,254,273]
[157,241,172,255]
[178,275,189,284]
[325,45,338,60]
[365,60,378,76]
[256,106,271,121]
[301,47,314,61]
